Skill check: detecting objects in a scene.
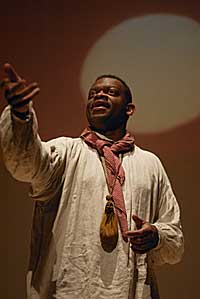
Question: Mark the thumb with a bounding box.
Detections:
[132,214,145,229]
[3,63,21,82]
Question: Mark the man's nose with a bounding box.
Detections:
[95,90,107,98]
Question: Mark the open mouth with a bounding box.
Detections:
[91,100,110,110]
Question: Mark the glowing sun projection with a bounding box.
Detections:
[80,14,200,133]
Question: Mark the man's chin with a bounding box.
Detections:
[88,111,109,122]
[87,115,108,130]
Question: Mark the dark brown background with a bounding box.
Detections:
[0,1,199,298]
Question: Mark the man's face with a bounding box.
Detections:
[86,77,130,131]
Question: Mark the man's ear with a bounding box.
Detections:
[126,103,135,116]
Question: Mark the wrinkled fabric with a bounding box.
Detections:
[0,106,184,299]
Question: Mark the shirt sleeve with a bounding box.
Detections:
[0,105,66,201]
[150,158,184,266]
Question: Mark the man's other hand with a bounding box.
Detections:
[126,214,159,254]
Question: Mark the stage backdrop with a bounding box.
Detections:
[0,1,199,298]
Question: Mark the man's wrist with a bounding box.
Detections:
[11,108,30,121]
[151,224,163,250]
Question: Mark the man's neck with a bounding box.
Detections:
[91,126,126,142]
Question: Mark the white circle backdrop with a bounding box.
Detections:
[80,14,200,133]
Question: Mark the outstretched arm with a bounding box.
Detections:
[0,64,66,201]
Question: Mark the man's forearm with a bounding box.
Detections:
[0,105,40,182]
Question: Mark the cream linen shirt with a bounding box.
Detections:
[0,106,184,299]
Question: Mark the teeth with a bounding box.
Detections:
[93,101,108,108]
[95,104,105,107]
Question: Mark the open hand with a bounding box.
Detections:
[0,63,40,115]
[126,214,159,254]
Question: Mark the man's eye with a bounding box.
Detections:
[108,89,118,96]
[88,91,96,99]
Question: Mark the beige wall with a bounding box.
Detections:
[0,1,199,298]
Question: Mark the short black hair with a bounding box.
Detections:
[95,74,133,104]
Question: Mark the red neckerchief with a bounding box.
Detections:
[81,127,135,242]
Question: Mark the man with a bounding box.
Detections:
[0,64,184,299]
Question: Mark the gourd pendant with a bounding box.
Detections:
[100,194,119,252]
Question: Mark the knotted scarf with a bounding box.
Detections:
[81,127,135,248]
